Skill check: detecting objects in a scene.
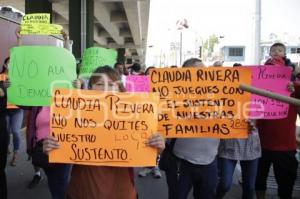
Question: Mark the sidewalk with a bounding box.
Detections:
[6,131,300,199]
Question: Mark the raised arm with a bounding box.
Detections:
[15,26,22,46]
[61,29,71,51]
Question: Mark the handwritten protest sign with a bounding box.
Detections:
[49,88,159,167]
[21,13,50,24]
[80,47,117,75]
[150,67,252,138]
[8,46,76,106]
[249,66,292,119]
[21,23,62,35]
[126,75,150,92]
[20,13,62,35]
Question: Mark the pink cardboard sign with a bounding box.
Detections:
[249,65,292,119]
[125,75,150,92]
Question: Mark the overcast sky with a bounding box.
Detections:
[147,0,300,51]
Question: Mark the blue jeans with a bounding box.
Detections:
[217,157,258,199]
[6,109,24,151]
[166,157,218,199]
[44,164,71,199]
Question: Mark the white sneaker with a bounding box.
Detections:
[152,167,162,179]
[138,168,152,177]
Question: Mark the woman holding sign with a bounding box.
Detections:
[1,57,24,166]
[217,120,261,199]
[43,66,165,199]
[12,26,73,197]
[255,43,299,199]
[216,64,262,199]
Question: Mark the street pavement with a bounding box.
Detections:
[6,130,300,199]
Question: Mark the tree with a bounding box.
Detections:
[203,34,219,55]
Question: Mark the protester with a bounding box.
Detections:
[255,42,299,199]
[264,42,296,80]
[24,109,43,189]
[114,62,127,85]
[114,62,125,77]
[213,60,223,67]
[13,27,73,197]
[233,63,242,67]
[24,95,73,195]
[265,43,295,68]
[139,65,162,179]
[43,66,165,199]
[216,64,261,199]
[0,57,24,166]
[10,25,44,189]
[217,121,261,199]
[163,58,219,199]
[182,58,205,67]
[129,63,144,75]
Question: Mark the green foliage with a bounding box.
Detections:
[203,34,219,53]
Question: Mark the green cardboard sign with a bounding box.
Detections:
[8,46,77,106]
[80,47,117,75]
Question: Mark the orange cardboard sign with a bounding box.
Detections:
[49,88,159,167]
[150,67,252,138]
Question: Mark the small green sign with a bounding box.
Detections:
[80,47,117,75]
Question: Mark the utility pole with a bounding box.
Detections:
[176,18,189,65]
[180,31,182,65]
[254,0,261,64]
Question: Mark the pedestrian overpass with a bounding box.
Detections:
[0,0,150,65]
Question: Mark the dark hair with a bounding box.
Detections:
[270,42,286,52]
[88,66,125,92]
[1,57,9,74]
[170,65,177,68]
[233,63,242,67]
[145,66,155,75]
[114,62,123,69]
[131,63,141,72]
[213,61,223,67]
[182,58,203,68]
[4,57,9,65]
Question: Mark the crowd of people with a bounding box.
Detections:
[0,26,299,199]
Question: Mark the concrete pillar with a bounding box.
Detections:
[25,0,52,22]
[117,48,126,64]
[69,0,94,59]
[86,0,94,49]
[69,0,81,58]
[254,0,261,65]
